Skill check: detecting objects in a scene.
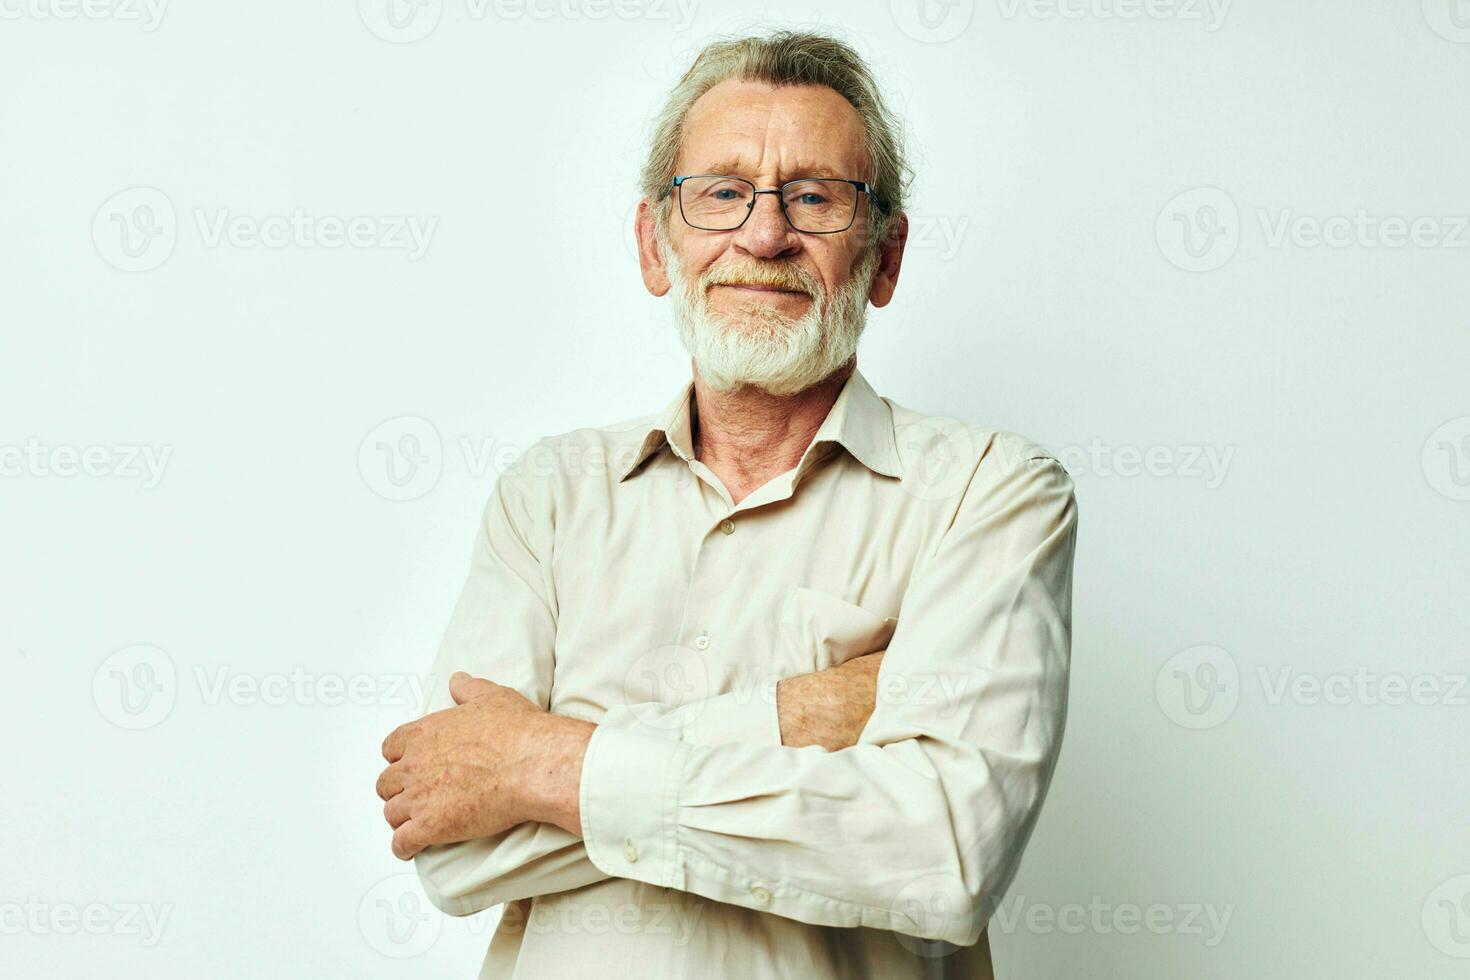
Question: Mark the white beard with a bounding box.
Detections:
[660,231,880,397]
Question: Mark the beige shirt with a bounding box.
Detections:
[414,368,1079,980]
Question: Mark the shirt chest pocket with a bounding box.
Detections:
[776,586,898,672]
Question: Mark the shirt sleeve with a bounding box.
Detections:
[577,441,1078,948]
[412,453,783,917]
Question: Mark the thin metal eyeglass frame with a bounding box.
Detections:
[670,174,890,235]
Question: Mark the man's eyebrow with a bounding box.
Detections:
[691,160,852,182]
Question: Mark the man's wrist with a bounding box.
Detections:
[522,714,595,836]
[776,657,881,751]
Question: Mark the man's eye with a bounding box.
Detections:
[797,193,827,206]
[712,189,741,201]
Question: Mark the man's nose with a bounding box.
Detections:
[732,192,800,259]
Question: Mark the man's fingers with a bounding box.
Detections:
[381,725,409,763]
[449,670,496,705]
[375,762,405,801]
[383,792,413,829]
[391,820,425,861]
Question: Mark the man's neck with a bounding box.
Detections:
[691,360,854,505]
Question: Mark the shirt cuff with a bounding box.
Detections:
[596,689,782,748]
[680,689,782,747]
[578,724,689,890]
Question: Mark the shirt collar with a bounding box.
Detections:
[614,368,903,483]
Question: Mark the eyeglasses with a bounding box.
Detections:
[670,174,888,234]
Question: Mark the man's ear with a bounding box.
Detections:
[867,213,909,309]
[636,199,672,297]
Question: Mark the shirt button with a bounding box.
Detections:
[719,518,735,535]
[750,885,772,906]
[623,840,638,863]
[693,634,710,651]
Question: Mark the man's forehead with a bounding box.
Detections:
[677,79,868,178]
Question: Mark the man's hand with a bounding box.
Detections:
[376,672,591,860]
[776,651,885,751]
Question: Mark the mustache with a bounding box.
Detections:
[701,261,819,297]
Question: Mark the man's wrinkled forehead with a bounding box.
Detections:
[674,79,871,183]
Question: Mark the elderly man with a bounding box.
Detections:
[376,29,1078,980]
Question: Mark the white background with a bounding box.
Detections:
[2,1,1468,977]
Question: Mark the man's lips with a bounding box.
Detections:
[713,282,808,296]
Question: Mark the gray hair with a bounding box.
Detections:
[641,29,912,250]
